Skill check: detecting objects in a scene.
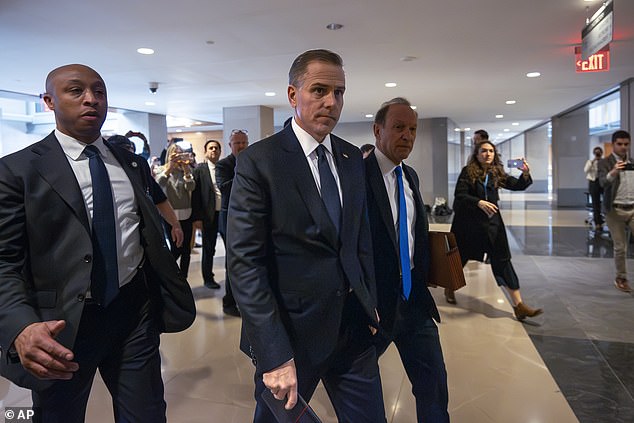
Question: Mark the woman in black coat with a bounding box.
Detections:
[447,140,543,321]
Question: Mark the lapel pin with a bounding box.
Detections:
[131,162,138,168]
[342,153,349,159]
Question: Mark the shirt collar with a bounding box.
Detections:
[291,118,333,158]
[374,147,402,177]
[56,129,105,161]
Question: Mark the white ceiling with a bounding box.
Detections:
[1,0,632,141]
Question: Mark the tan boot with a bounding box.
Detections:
[513,302,543,321]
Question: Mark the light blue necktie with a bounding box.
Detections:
[395,166,412,300]
[85,145,119,306]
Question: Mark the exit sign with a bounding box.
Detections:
[575,45,610,73]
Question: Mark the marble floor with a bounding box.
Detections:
[1,192,632,422]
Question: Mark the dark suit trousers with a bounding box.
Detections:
[589,179,604,225]
[253,294,387,423]
[165,217,193,278]
[376,299,449,423]
[218,210,236,308]
[32,272,165,423]
[201,211,220,284]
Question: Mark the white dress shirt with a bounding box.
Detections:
[56,129,143,288]
[207,160,222,211]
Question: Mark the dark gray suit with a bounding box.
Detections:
[0,132,195,421]
[227,125,385,422]
[192,162,220,285]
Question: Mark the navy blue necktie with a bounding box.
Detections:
[316,144,341,234]
[395,166,412,300]
[84,145,119,306]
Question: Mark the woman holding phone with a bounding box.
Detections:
[446,140,543,321]
[156,142,196,277]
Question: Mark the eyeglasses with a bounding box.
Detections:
[231,129,248,135]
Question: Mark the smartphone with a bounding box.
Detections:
[507,159,523,169]
[624,162,634,171]
[261,389,322,423]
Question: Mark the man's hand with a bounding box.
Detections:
[171,224,184,248]
[478,200,498,218]
[13,320,78,380]
[263,359,297,410]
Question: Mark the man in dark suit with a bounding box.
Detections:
[365,97,449,422]
[598,130,634,293]
[192,139,223,289]
[227,49,386,423]
[0,64,195,423]
[216,130,248,316]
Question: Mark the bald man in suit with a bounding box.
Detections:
[0,64,195,423]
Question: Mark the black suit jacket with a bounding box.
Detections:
[191,162,218,222]
[598,154,621,212]
[227,125,378,373]
[364,152,439,336]
[215,153,236,214]
[0,132,196,390]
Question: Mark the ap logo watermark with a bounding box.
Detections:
[4,407,35,422]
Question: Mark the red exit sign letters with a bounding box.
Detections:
[575,45,610,73]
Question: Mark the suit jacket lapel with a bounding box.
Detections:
[32,132,90,233]
[367,152,398,250]
[280,126,339,247]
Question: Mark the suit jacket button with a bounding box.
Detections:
[336,289,345,296]
[77,294,85,302]
[83,254,92,263]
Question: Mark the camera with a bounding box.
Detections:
[149,82,159,94]
[624,163,634,171]
[506,159,523,169]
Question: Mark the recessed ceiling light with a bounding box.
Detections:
[385,82,397,88]
[145,101,155,106]
[498,133,503,136]
[504,129,510,132]
[176,129,183,133]
[365,114,374,118]
[400,56,418,62]
[410,105,417,110]
[454,128,461,132]
[326,23,343,30]
[496,114,504,119]
[205,40,215,45]
[464,127,471,131]
[505,100,516,105]
[137,47,154,55]
[512,122,519,126]
[264,92,276,97]
[194,121,202,125]
[526,71,541,78]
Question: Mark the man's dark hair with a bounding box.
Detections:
[107,135,135,152]
[204,139,221,152]
[474,129,489,140]
[374,97,416,126]
[288,49,343,86]
[360,144,374,154]
[612,130,631,143]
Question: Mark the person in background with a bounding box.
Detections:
[0,64,195,423]
[227,49,386,422]
[473,129,489,143]
[215,129,248,317]
[155,143,196,277]
[125,130,151,160]
[365,97,449,422]
[585,146,604,230]
[360,143,374,158]
[598,130,634,293]
[448,140,543,321]
[192,139,223,289]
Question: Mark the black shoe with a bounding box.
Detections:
[223,305,241,317]
[204,280,221,289]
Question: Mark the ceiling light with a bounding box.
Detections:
[400,56,418,62]
[136,47,154,55]
[504,129,510,132]
[496,114,504,119]
[365,114,373,118]
[526,71,541,78]
[194,122,202,125]
[512,122,519,126]
[454,128,461,132]
[205,40,215,45]
[176,129,183,133]
[498,133,503,136]
[144,101,155,106]
[265,92,276,97]
[505,100,517,105]
[385,82,397,88]
[464,127,471,131]
[326,23,343,30]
